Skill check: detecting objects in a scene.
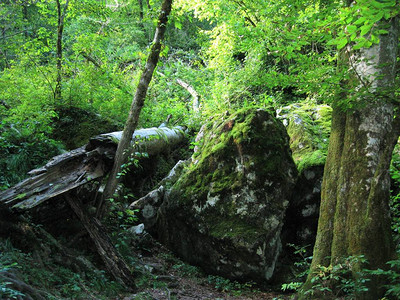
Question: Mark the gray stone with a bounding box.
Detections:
[154,108,297,283]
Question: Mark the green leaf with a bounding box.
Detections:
[337,37,348,50]
[347,25,357,34]
[375,29,389,35]
[174,21,182,30]
[370,34,379,44]
[371,0,396,8]
[360,24,372,36]
[354,17,367,25]
[327,39,337,46]
[372,11,385,23]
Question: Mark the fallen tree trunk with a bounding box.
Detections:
[0,126,185,211]
[65,194,135,290]
[0,126,185,291]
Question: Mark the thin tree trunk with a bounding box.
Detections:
[54,0,69,102]
[138,0,144,21]
[300,17,399,300]
[100,0,173,216]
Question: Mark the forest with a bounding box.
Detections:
[0,0,399,299]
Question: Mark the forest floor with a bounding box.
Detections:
[123,233,294,300]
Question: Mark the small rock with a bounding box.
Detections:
[129,223,145,235]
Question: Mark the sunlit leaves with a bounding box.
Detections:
[328,0,399,50]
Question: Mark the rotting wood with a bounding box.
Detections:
[0,126,185,211]
[65,194,135,290]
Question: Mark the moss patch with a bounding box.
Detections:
[52,106,122,149]
[280,101,332,173]
[173,108,294,207]
[208,217,268,245]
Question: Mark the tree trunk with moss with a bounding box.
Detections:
[300,17,399,300]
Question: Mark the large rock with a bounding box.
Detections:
[155,108,297,283]
[278,102,331,248]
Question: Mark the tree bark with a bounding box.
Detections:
[54,0,69,102]
[101,0,173,214]
[300,17,399,300]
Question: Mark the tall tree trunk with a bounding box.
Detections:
[138,0,144,21]
[54,0,69,102]
[100,0,173,215]
[300,17,399,300]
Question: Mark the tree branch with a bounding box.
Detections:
[176,78,200,112]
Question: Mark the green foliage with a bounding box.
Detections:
[0,262,25,299]
[391,192,400,245]
[172,262,201,277]
[0,238,124,299]
[305,255,370,298]
[327,0,399,50]
[281,244,312,292]
[281,100,332,172]
[367,250,400,299]
[175,0,340,109]
[52,106,122,149]
[207,275,257,296]
[390,145,400,245]
[297,252,400,299]
[0,122,64,190]
[117,150,149,179]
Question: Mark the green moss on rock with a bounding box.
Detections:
[157,107,298,282]
[209,217,269,244]
[279,101,332,173]
[175,108,293,203]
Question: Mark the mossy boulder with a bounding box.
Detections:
[278,101,332,173]
[155,108,297,283]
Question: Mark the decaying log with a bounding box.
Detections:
[0,126,185,211]
[0,147,107,210]
[65,194,135,290]
[0,126,185,292]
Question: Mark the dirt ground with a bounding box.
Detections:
[123,234,294,300]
